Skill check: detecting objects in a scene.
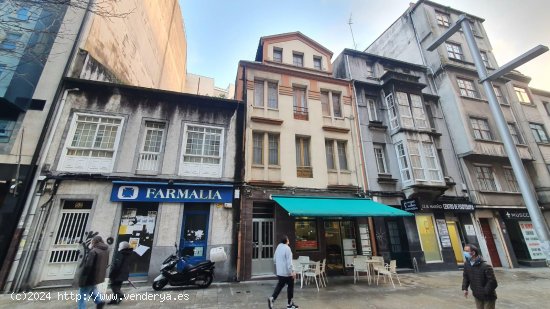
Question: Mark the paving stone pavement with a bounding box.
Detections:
[1,268,549,308]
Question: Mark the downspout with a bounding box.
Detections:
[345,54,377,256]
[2,0,91,292]
[235,65,247,281]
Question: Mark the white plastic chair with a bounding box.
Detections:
[297,256,310,288]
[292,259,302,282]
[388,260,401,286]
[376,259,398,288]
[353,256,370,284]
[319,258,328,286]
[303,261,321,291]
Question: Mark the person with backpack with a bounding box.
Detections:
[77,235,109,309]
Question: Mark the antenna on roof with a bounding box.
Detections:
[348,13,357,50]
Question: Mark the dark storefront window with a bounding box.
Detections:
[295,218,318,251]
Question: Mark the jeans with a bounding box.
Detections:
[474,297,496,309]
[272,276,294,304]
[78,285,103,309]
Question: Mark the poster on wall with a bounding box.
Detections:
[519,221,545,260]
[358,223,372,257]
[464,225,476,236]
[436,219,452,247]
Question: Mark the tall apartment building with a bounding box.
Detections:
[1,0,190,290]
[235,32,411,280]
[367,0,549,267]
[333,49,472,270]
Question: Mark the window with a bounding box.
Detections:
[332,93,342,118]
[273,47,282,62]
[408,141,425,180]
[507,123,522,144]
[457,78,479,98]
[480,51,490,67]
[295,219,318,251]
[470,118,492,140]
[293,87,308,119]
[60,114,123,172]
[395,92,427,129]
[396,142,411,181]
[1,33,22,51]
[313,56,322,70]
[137,121,166,172]
[446,42,464,61]
[435,11,450,27]
[253,132,279,166]
[365,63,374,77]
[254,80,278,109]
[423,142,442,181]
[296,136,312,177]
[367,98,378,121]
[16,7,30,20]
[475,165,498,191]
[293,53,303,67]
[530,123,549,143]
[543,102,550,116]
[504,168,520,192]
[0,119,16,143]
[493,86,507,105]
[374,144,388,174]
[385,93,399,129]
[321,91,330,116]
[514,86,531,103]
[180,124,224,177]
[325,140,348,171]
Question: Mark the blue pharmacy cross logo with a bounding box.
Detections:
[117,186,139,200]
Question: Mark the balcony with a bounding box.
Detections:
[467,140,532,160]
[294,106,309,120]
[136,152,160,173]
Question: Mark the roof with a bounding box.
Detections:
[341,48,428,72]
[255,32,333,62]
[411,0,485,22]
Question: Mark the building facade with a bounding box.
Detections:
[367,0,549,267]
[333,49,473,270]
[22,78,243,288]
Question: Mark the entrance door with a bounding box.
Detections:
[180,203,210,265]
[252,219,275,276]
[479,218,502,267]
[386,220,411,268]
[447,221,464,264]
[42,201,92,281]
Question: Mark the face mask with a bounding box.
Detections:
[463,251,471,260]
[88,243,93,250]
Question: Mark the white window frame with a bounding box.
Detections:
[252,131,280,167]
[179,123,224,178]
[374,144,389,174]
[136,121,166,173]
[446,42,464,61]
[422,141,443,182]
[503,167,520,192]
[325,139,348,172]
[435,11,450,27]
[408,140,426,181]
[395,141,412,183]
[514,86,531,103]
[367,98,378,121]
[474,165,500,191]
[254,79,278,109]
[480,51,490,67]
[58,113,124,173]
[395,92,427,129]
[386,93,399,130]
[470,117,493,141]
[320,89,342,119]
[457,78,480,98]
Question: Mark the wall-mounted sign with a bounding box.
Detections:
[401,199,420,212]
[111,181,233,203]
[500,210,531,221]
[422,203,475,212]
[436,219,452,247]
[464,224,476,236]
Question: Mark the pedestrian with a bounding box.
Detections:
[462,244,498,309]
[108,241,134,305]
[268,235,299,309]
[77,235,110,309]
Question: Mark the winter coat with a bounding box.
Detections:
[78,242,110,287]
[462,257,498,301]
[109,248,134,282]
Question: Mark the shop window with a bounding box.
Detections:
[295,218,318,251]
[415,214,443,262]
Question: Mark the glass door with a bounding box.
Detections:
[446,221,464,264]
[180,203,210,265]
[324,220,343,273]
[415,214,442,262]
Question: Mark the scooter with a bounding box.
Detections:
[152,244,215,290]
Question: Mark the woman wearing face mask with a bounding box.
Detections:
[461,244,498,309]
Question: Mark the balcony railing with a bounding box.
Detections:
[137,152,160,172]
[293,106,309,120]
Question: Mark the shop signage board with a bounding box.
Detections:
[436,219,452,247]
[401,199,420,212]
[518,221,545,260]
[500,210,531,220]
[422,203,475,212]
[111,181,233,203]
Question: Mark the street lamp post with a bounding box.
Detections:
[427,15,550,265]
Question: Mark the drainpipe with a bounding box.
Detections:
[235,65,247,281]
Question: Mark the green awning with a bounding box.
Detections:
[271,195,413,217]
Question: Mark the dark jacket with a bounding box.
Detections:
[462,257,498,301]
[109,248,134,282]
[78,242,110,287]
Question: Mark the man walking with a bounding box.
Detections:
[268,235,299,309]
[108,241,134,305]
[462,244,498,309]
[77,235,110,309]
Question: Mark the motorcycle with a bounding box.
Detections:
[152,244,215,290]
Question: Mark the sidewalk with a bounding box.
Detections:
[1,268,549,308]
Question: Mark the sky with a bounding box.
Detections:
[180,0,550,91]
